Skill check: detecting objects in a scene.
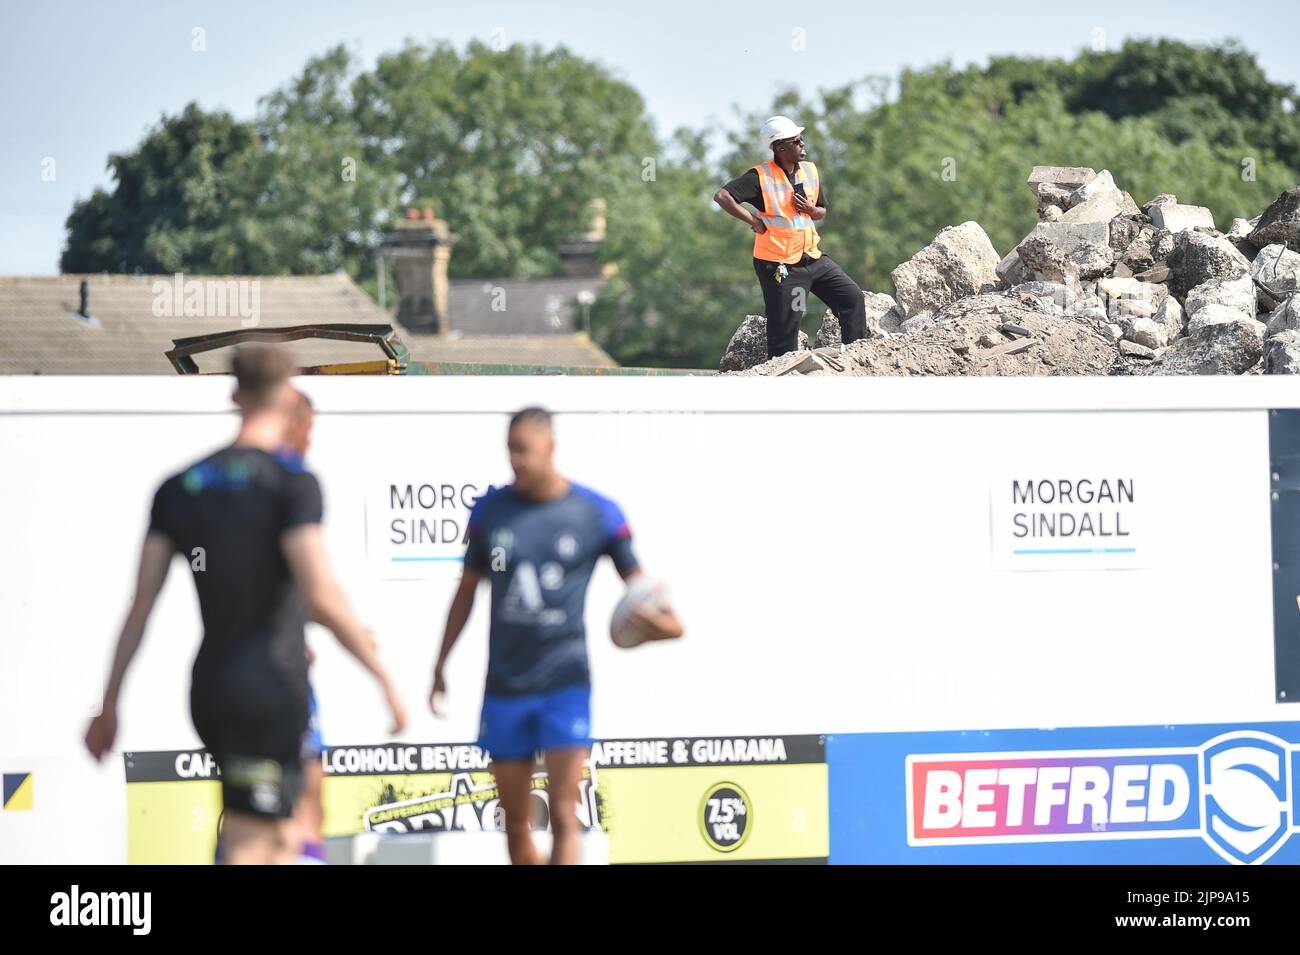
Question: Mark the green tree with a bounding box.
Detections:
[592,129,756,368]
[245,45,401,276]
[61,41,656,283]
[61,104,262,274]
[351,39,658,278]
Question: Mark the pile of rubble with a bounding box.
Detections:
[720,170,1300,376]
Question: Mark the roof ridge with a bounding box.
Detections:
[1,272,361,283]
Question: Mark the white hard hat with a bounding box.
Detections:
[760,115,805,149]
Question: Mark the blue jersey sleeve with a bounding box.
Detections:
[592,491,639,576]
[463,487,498,572]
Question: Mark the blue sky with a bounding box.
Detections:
[2,0,1297,275]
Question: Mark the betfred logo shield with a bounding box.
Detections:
[1200,732,1292,866]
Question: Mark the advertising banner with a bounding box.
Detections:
[5,376,1298,864]
[123,735,828,864]
[828,721,1300,865]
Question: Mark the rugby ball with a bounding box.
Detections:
[610,576,668,649]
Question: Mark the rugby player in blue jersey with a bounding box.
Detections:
[430,407,683,865]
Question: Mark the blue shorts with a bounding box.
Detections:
[300,684,323,762]
[478,685,592,762]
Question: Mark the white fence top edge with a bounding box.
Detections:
[2,374,1300,415]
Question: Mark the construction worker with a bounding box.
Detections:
[714,115,867,360]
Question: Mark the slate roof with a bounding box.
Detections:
[0,274,616,373]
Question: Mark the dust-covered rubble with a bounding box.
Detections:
[720,172,1300,378]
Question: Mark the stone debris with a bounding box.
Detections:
[1148,202,1215,233]
[1185,275,1257,324]
[1058,170,1140,224]
[1265,294,1300,337]
[1153,297,1186,343]
[1125,316,1167,350]
[1187,303,1256,333]
[1028,166,1096,194]
[1118,339,1157,359]
[1164,231,1251,299]
[728,293,1116,377]
[890,220,1001,317]
[1265,330,1300,374]
[721,175,1300,376]
[1121,320,1265,376]
[1248,187,1300,252]
[998,221,1112,288]
[719,315,809,372]
[812,291,902,348]
[1252,244,1300,304]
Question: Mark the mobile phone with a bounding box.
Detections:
[793,182,806,199]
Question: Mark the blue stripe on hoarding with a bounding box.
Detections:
[1013,548,1137,555]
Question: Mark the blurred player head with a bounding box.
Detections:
[284,390,315,457]
[230,345,296,423]
[507,406,556,494]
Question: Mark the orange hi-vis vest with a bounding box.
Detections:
[752,159,822,264]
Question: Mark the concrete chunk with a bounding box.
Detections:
[1059,171,1137,223]
[1148,203,1215,233]
[1015,233,1074,284]
[1187,303,1253,332]
[1185,275,1256,321]
[1059,191,1129,224]
[891,221,1001,318]
[1248,187,1300,252]
[1117,299,1156,321]
[1125,316,1167,350]
[1129,320,1264,376]
[1165,232,1251,299]
[1000,221,1112,287]
[1265,330,1300,374]
[1097,276,1168,311]
[812,291,901,347]
[1097,277,1145,300]
[1036,182,1073,207]
[1027,166,1096,194]
[1154,297,1185,343]
[1010,281,1077,313]
[1251,244,1300,298]
[1265,294,1300,338]
[1118,339,1157,359]
[719,316,809,372]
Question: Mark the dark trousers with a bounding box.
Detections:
[754,253,867,358]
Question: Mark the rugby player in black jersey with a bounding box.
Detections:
[85,346,406,864]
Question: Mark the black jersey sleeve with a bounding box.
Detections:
[147,478,181,551]
[281,471,324,530]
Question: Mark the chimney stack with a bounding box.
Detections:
[557,198,608,278]
[383,206,452,332]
